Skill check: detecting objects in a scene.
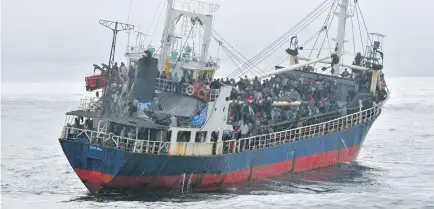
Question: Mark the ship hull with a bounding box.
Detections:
[59,121,373,193]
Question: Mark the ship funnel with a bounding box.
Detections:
[132,51,158,102]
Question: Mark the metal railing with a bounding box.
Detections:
[125,45,147,54]
[61,126,170,155]
[222,101,383,154]
[155,78,179,93]
[78,79,219,111]
[78,97,101,111]
[65,99,385,156]
[60,127,114,145]
[155,78,220,101]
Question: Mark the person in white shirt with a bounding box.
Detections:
[120,62,127,74]
[240,124,249,138]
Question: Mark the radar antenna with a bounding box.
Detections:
[98,19,134,118]
[99,19,134,68]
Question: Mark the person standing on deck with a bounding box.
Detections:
[113,62,119,72]
[240,123,249,138]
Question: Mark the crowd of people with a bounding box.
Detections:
[98,56,385,141]
[223,73,344,139]
[155,68,372,139]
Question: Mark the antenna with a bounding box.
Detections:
[99,19,134,118]
[99,19,134,68]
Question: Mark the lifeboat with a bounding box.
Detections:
[85,64,108,91]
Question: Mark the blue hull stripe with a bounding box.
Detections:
[60,121,373,177]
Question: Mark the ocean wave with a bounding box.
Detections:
[384,103,434,112]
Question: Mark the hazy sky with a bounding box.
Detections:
[1,0,434,83]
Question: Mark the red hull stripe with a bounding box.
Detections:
[73,145,360,191]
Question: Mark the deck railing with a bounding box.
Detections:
[65,99,385,156]
[222,101,383,154]
[61,126,170,155]
[155,78,220,101]
[77,79,220,111]
[78,97,101,111]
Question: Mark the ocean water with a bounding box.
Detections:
[1,77,434,209]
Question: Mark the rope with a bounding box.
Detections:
[211,31,264,76]
[211,31,261,74]
[262,32,324,73]
[152,17,182,58]
[355,4,365,55]
[221,45,241,68]
[350,0,356,56]
[316,2,339,59]
[309,0,338,58]
[226,0,334,79]
[355,1,373,47]
[227,0,336,79]
[149,0,166,44]
[220,44,263,77]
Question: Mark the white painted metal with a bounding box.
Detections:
[159,0,176,73]
[200,86,233,133]
[61,95,388,156]
[296,56,370,71]
[158,0,217,75]
[332,0,350,76]
[255,55,332,79]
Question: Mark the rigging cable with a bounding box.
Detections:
[355,1,373,46]
[221,45,241,69]
[152,17,182,58]
[220,44,263,77]
[225,0,335,79]
[316,1,339,59]
[149,0,166,44]
[211,35,264,77]
[227,0,336,79]
[126,0,134,47]
[211,31,261,72]
[350,0,357,56]
[308,0,338,58]
[237,0,334,77]
[355,4,365,55]
[262,30,325,73]
[250,0,336,74]
[211,31,265,76]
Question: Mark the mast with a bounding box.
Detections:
[98,19,134,117]
[99,20,134,68]
[157,0,219,77]
[332,0,349,76]
[158,0,175,74]
[125,0,134,53]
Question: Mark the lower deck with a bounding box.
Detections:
[59,119,373,193]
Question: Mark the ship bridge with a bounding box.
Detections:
[125,0,221,82]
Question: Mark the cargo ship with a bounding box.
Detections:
[59,0,390,193]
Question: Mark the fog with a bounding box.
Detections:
[1,0,433,83]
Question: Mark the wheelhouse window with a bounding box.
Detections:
[195,131,207,142]
[177,131,191,142]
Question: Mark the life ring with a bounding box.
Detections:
[185,85,194,96]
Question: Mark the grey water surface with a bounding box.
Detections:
[1,77,434,209]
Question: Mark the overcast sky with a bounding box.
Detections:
[1,0,434,83]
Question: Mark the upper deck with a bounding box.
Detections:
[60,94,386,156]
